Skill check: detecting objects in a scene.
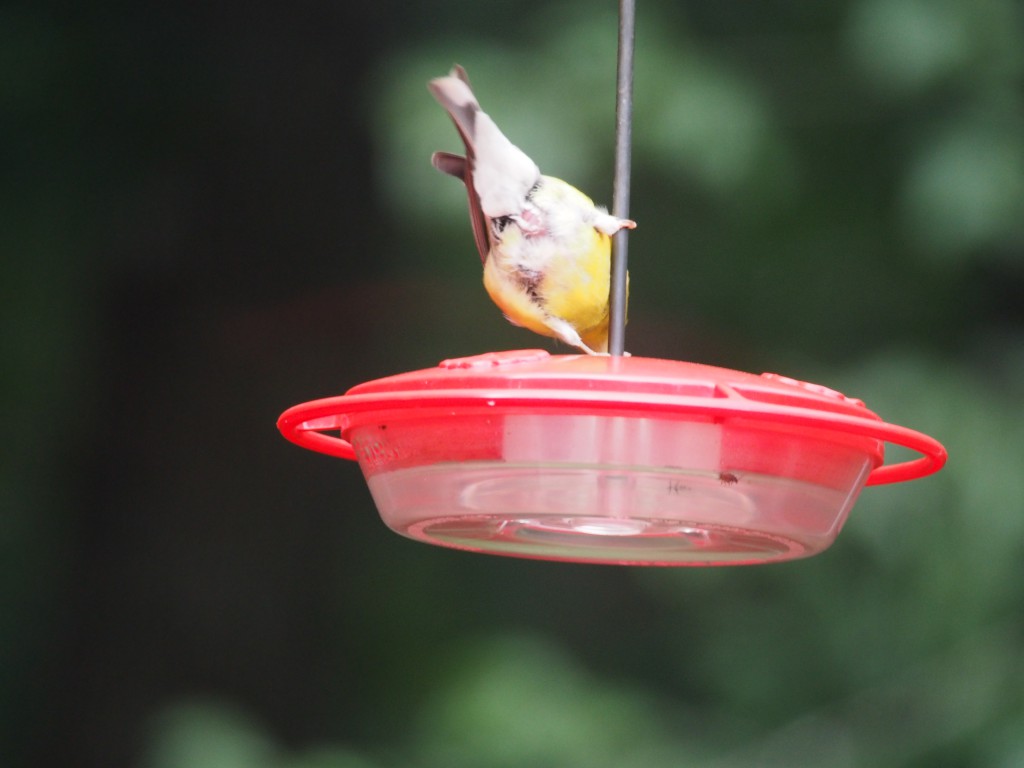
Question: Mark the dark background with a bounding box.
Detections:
[4,1,1023,766]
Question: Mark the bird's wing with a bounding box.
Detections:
[431,150,466,179]
[431,151,489,263]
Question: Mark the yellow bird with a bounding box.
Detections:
[429,66,635,355]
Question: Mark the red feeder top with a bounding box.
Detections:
[278,350,946,486]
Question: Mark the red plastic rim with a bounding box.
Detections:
[277,354,946,486]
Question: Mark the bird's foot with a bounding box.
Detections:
[544,317,599,355]
[593,212,637,236]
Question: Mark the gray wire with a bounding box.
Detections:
[608,0,635,357]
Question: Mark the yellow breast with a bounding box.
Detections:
[480,176,628,353]
[483,228,616,352]
[537,231,612,333]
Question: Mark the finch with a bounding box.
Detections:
[429,66,635,355]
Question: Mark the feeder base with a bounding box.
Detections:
[367,462,863,565]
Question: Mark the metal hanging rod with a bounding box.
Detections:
[608,0,635,357]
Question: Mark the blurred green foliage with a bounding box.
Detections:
[3,0,1023,766]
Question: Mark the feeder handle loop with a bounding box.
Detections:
[278,401,356,461]
[277,389,947,484]
[862,424,946,486]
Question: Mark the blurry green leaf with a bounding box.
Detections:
[708,623,1016,767]
[638,48,784,198]
[983,709,1024,768]
[901,110,1024,261]
[846,0,971,94]
[282,746,378,768]
[141,700,279,768]
[414,634,702,768]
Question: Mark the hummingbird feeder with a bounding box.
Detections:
[278,351,945,565]
[277,0,946,565]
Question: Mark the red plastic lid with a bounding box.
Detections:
[277,350,946,485]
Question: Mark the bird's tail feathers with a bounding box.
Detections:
[428,70,480,153]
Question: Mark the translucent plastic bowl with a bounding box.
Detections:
[279,350,946,565]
